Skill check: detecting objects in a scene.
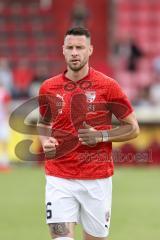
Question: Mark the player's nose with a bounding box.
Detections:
[71,47,78,56]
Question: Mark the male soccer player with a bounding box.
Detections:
[37,27,139,240]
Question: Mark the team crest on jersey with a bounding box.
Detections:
[85,91,96,103]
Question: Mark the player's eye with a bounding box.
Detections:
[66,46,73,50]
[76,46,84,49]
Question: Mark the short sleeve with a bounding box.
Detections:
[38,83,52,123]
[107,80,133,120]
[38,82,64,124]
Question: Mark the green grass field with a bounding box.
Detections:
[0,166,160,240]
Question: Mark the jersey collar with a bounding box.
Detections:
[62,67,93,82]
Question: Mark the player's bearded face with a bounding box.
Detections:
[63,35,93,71]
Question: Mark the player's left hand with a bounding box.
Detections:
[78,121,102,146]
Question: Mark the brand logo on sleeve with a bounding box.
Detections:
[56,94,65,114]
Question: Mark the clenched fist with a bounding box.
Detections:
[43,137,59,159]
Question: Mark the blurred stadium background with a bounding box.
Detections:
[0,0,160,239]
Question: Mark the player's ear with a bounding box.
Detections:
[62,45,65,55]
[89,45,93,56]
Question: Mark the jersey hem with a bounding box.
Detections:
[45,170,114,180]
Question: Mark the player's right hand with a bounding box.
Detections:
[43,137,59,159]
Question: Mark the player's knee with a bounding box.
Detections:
[49,223,73,239]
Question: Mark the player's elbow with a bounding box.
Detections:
[131,124,140,139]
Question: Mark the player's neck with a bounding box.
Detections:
[66,64,89,82]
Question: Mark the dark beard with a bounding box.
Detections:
[69,65,84,72]
[68,59,88,72]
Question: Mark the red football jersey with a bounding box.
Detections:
[38,68,133,179]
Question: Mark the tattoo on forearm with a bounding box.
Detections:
[49,222,70,236]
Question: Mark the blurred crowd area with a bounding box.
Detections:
[0,0,160,166]
[0,0,159,105]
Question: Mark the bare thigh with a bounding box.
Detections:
[48,222,76,239]
[83,231,108,240]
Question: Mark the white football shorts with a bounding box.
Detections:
[45,175,112,238]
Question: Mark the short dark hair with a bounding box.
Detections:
[65,27,91,39]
